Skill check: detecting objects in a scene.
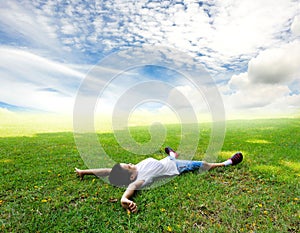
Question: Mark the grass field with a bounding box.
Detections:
[0,118,299,232]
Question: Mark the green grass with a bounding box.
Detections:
[0,118,299,232]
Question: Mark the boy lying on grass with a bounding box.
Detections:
[75,147,243,213]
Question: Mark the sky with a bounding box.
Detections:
[1,0,300,123]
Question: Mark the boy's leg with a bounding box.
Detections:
[175,160,222,173]
[201,161,224,171]
[175,152,243,173]
[165,147,242,165]
[165,147,179,159]
[175,160,204,173]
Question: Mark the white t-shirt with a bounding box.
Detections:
[136,157,179,187]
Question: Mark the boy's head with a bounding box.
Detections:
[108,163,137,187]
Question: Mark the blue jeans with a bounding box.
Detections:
[169,156,203,174]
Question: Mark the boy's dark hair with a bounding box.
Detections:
[108,163,132,187]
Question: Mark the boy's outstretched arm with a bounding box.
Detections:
[75,168,111,180]
[121,180,144,213]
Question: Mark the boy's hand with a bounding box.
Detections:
[121,198,138,213]
[120,180,144,214]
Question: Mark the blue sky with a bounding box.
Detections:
[1,0,300,119]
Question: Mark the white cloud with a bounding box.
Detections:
[1,0,300,118]
[0,1,61,52]
[1,80,75,113]
[61,22,77,35]
[227,73,290,109]
[0,47,84,82]
[220,38,300,118]
[3,0,298,69]
[248,41,300,84]
[210,0,295,55]
[291,15,300,36]
[0,47,85,112]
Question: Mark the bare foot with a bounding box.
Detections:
[75,168,84,180]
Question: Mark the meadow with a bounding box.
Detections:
[0,118,299,232]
